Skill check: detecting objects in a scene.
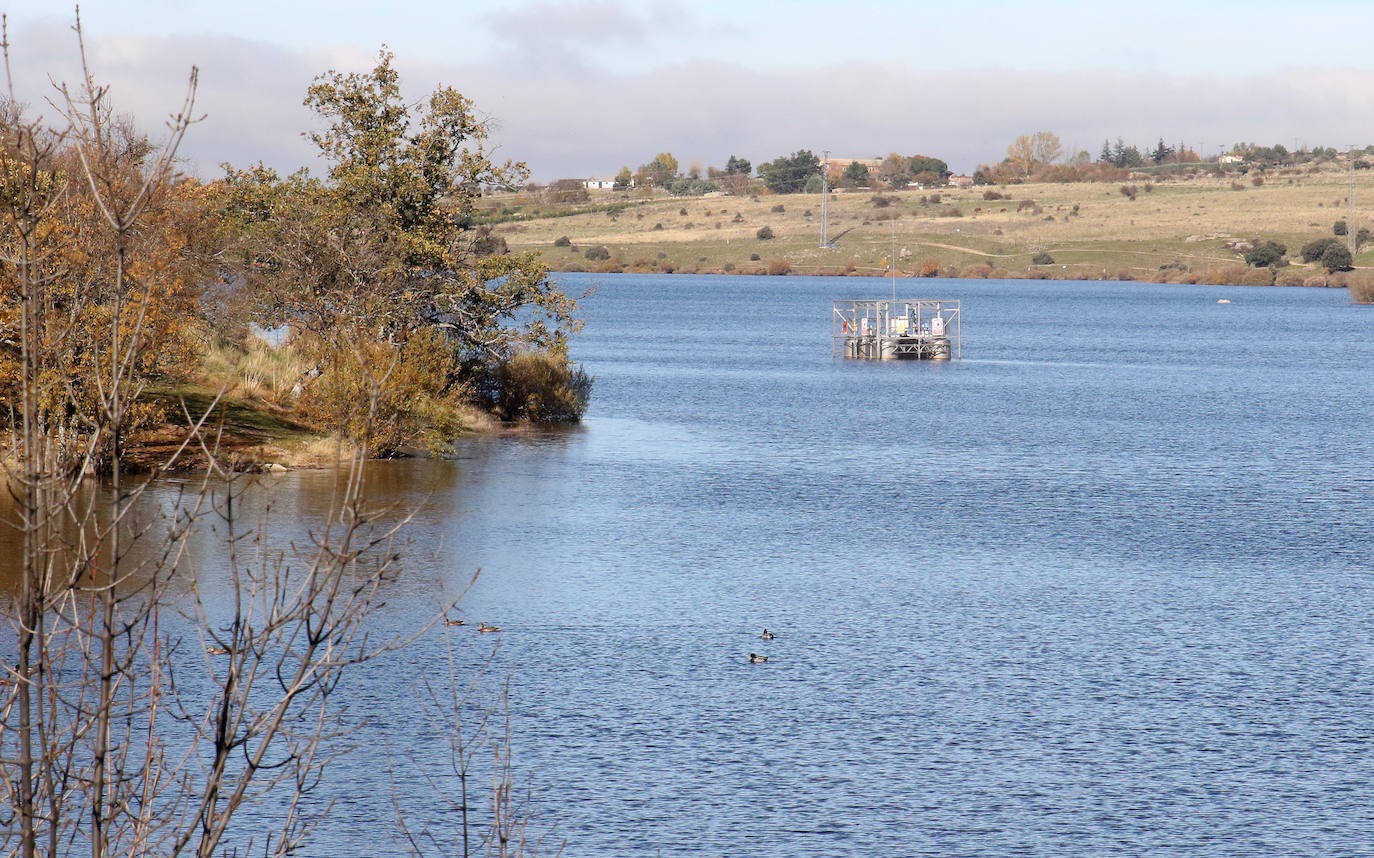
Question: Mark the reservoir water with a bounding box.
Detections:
[8,274,1374,856]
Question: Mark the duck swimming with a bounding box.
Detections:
[443,618,466,626]
[749,653,769,664]
[477,623,502,633]
[760,629,775,640]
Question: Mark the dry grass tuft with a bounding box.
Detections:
[1345,270,1374,303]
[202,334,313,404]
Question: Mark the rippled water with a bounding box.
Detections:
[8,275,1374,856]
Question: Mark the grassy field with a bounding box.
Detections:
[490,166,1374,286]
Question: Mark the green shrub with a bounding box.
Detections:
[553,235,572,247]
[1320,242,1353,272]
[489,350,592,423]
[1032,251,1055,265]
[1243,240,1286,268]
[667,177,718,196]
[584,245,610,260]
[756,226,774,240]
[1301,237,1343,263]
[1333,220,1348,236]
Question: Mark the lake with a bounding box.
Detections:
[7,273,1374,856]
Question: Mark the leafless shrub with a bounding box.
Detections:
[1345,270,1374,302]
[0,19,532,858]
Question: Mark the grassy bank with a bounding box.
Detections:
[120,337,503,472]
[493,167,1374,288]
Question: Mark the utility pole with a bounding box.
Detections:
[820,149,830,248]
[1350,146,1359,255]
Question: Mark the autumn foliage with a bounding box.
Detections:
[2,52,591,468]
[0,109,213,471]
[210,52,590,451]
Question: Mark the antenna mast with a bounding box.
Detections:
[891,216,897,300]
[820,149,830,248]
[1350,145,1358,255]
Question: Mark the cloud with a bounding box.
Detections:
[8,20,1374,185]
[481,0,655,70]
[5,18,327,178]
[459,62,1374,179]
[478,0,728,74]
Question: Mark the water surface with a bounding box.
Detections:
[10,275,1374,856]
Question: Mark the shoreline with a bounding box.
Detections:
[91,263,1372,475]
[549,264,1365,289]
[493,176,1374,296]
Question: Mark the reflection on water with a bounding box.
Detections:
[6,275,1374,856]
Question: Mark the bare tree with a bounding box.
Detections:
[1006,131,1063,179]
[0,16,436,858]
[3,17,559,858]
[391,640,563,858]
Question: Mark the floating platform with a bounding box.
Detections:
[833,299,961,361]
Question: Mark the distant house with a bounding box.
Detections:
[582,177,621,190]
[947,174,974,188]
[825,157,884,183]
[1218,154,1244,164]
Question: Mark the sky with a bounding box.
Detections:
[3,1,1373,180]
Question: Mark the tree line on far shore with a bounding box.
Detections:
[539,133,1374,199]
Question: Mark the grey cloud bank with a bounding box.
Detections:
[9,20,1373,183]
